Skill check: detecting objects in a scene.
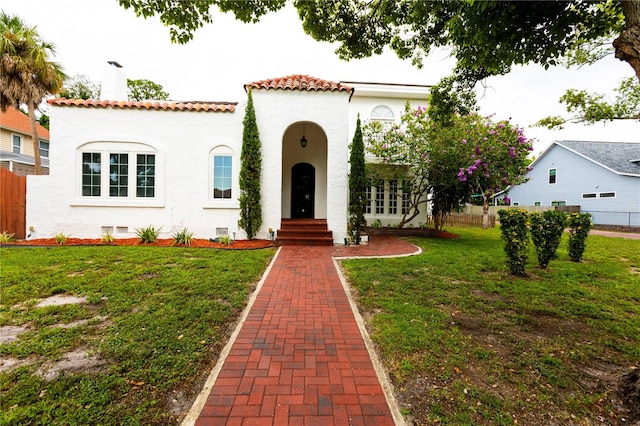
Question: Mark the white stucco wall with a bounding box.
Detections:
[251,89,351,243]
[27,105,246,240]
[27,88,352,243]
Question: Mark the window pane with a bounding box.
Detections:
[549,168,557,184]
[109,153,128,197]
[582,193,597,199]
[82,152,101,196]
[388,180,398,215]
[213,155,232,199]
[599,192,615,198]
[136,154,155,197]
[39,140,49,158]
[12,135,21,153]
[402,181,411,215]
[365,186,372,214]
[375,180,385,214]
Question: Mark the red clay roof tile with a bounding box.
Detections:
[244,75,353,95]
[0,105,50,139]
[46,98,237,112]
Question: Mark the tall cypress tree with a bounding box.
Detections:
[349,114,367,244]
[238,89,262,239]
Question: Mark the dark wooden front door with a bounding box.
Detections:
[291,163,315,218]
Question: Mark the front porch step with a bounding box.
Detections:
[276,219,333,246]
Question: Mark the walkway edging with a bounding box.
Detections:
[332,244,422,426]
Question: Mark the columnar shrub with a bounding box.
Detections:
[238,89,262,239]
[567,213,592,262]
[348,115,367,244]
[498,209,529,276]
[529,210,566,269]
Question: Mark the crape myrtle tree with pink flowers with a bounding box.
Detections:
[366,102,534,230]
[443,113,534,228]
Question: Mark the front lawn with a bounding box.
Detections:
[342,228,640,425]
[0,246,275,425]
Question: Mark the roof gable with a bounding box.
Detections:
[0,105,50,139]
[554,140,640,176]
[244,75,353,97]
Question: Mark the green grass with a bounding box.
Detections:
[342,228,640,424]
[0,245,275,425]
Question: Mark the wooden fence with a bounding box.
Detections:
[0,168,26,239]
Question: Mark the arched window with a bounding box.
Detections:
[370,105,394,121]
[210,145,235,201]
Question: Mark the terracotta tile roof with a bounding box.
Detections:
[244,75,354,96]
[47,98,237,112]
[0,105,50,139]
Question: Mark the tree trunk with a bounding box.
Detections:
[614,0,640,82]
[28,103,42,175]
[482,198,490,229]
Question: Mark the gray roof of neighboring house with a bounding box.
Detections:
[0,150,50,167]
[554,140,640,177]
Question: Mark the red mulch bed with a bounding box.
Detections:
[2,238,275,249]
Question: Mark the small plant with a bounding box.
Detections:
[172,227,194,246]
[567,213,592,262]
[529,211,566,269]
[54,231,70,245]
[218,234,233,245]
[101,231,115,244]
[371,219,383,229]
[497,209,529,276]
[0,231,15,243]
[135,225,161,244]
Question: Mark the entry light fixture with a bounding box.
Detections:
[300,122,308,148]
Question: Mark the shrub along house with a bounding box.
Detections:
[507,140,640,227]
[25,67,430,244]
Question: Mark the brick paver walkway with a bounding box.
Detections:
[189,236,420,426]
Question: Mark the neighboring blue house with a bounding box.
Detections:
[507,140,640,227]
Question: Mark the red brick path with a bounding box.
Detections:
[193,236,420,426]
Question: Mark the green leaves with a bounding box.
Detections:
[536,77,640,129]
[238,89,262,239]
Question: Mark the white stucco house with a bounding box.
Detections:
[25,70,430,244]
[507,140,640,227]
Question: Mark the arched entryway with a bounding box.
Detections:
[291,163,315,218]
[281,121,327,219]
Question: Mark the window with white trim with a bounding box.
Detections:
[77,142,160,205]
[39,140,49,158]
[599,192,616,198]
[375,180,385,214]
[370,105,394,127]
[551,200,566,206]
[582,193,597,199]
[548,168,557,184]
[213,155,232,199]
[207,145,237,206]
[365,185,372,214]
[401,182,411,215]
[388,180,398,215]
[12,135,21,153]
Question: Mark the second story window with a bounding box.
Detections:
[39,140,50,158]
[549,168,557,184]
[12,135,21,153]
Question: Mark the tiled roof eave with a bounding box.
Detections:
[244,75,354,98]
[47,99,237,112]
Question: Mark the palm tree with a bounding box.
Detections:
[1,12,65,174]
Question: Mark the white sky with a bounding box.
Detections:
[3,0,638,153]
